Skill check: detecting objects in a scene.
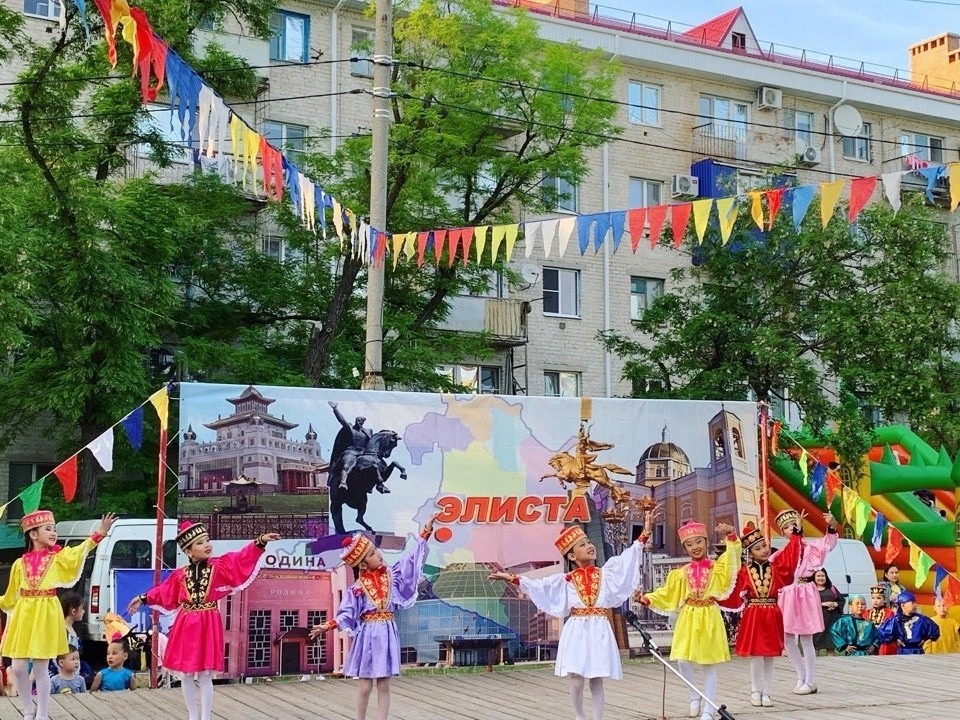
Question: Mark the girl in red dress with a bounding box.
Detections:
[127,521,280,720]
[724,522,801,708]
[863,584,896,655]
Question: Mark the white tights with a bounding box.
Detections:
[11,659,52,719]
[748,657,775,694]
[677,661,717,720]
[783,633,816,688]
[568,675,606,720]
[180,671,215,720]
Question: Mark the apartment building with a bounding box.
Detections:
[4,0,960,409]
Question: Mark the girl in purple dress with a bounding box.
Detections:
[310,515,436,720]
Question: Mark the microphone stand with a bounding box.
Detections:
[625,611,737,720]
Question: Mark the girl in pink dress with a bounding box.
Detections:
[774,510,838,695]
[126,521,280,720]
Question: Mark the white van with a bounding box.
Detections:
[56,518,178,645]
[771,537,877,606]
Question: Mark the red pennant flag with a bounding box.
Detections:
[415,232,429,267]
[669,203,692,249]
[432,229,447,266]
[884,525,904,564]
[446,230,462,268]
[628,209,646,252]
[766,188,786,230]
[53,456,78,503]
[848,176,878,223]
[460,228,475,267]
[825,472,842,506]
[647,205,668,249]
[770,420,782,456]
[945,575,960,604]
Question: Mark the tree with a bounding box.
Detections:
[177,0,621,390]
[0,1,278,509]
[600,194,960,466]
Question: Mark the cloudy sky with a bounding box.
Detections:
[640,0,957,73]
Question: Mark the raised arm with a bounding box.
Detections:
[329,401,350,429]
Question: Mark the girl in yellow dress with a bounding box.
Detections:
[638,521,739,720]
[1,510,117,720]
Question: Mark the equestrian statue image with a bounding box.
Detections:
[327,401,407,534]
[541,421,632,504]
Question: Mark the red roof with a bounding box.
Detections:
[680,7,744,48]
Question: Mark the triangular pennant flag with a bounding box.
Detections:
[935,564,948,599]
[847,176,877,223]
[557,217,576,257]
[811,463,827,502]
[53,456,78,503]
[820,179,845,228]
[910,544,935,587]
[415,232,429,267]
[391,232,404,269]
[593,214,612,252]
[872,512,887,552]
[628,208,646,253]
[766,188,785,230]
[691,199,713,244]
[716,197,737,245]
[577,215,595,255]
[432,229,447,265]
[798,448,809,486]
[840,486,858,526]
[446,229,462,268]
[854,498,870,538]
[748,192,764,230]
[490,225,507,260]
[524,222,541,258]
[149,387,169,431]
[670,203,692,249]
[542,219,559,258]
[19,478,45,515]
[0,500,11,521]
[645,205,668,250]
[88,428,115,472]
[950,163,960,211]
[474,226,489,263]
[825,471,842,507]
[504,224,519,261]
[121,406,144,451]
[609,212,626,253]
[918,165,946,203]
[946,575,960,605]
[882,171,906,213]
[461,228,475,267]
[790,185,816,231]
[402,232,417,261]
[885,525,904,564]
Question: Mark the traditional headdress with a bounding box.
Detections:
[340,534,375,567]
[869,584,889,601]
[739,523,764,550]
[176,520,209,551]
[677,521,708,544]
[896,590,916,605]
[555,525,588,556]
[21,510,55,533]
[774,509,801,532]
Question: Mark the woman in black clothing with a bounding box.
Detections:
[812,568,845,652]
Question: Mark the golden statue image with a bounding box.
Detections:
[541,421,632,503]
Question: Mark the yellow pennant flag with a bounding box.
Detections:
[692,199,713,244]
[820,179,845,228]
[391,232,404,269]
[748,191,764,230]
[716,197,737,245]
[841,486,860,527]
[0,500,11,521]
[149,388,169,431]
[402,232,417,260]
[909,543,935,587]
[490,225,507,261]
[504,224,519,261]
[474,226,489,262]
[798,449,809,485]
[950,163,960,211]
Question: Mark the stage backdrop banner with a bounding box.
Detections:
[177,383,760,675]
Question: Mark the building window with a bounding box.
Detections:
[542,267,580,317]
[437,365,502,394]
[247,610,273,669]
[307,610,328,666]
[630,277,664,320]
[900,132,944,163]
[7,462,55,519]
[841,122,872,162]
[633,377,666,397]
[467,270,507,299]
[698,95,749,141]
[542,175,578,213]
[23,0,60,19]
[269,10,310,63]
[262,120,307,159]
[731,32,746,50]
[350,28,374,78]
[544,370,581,397]
[261,236,285,261]
[628,178,662,208]
[794,111,814,147]
[279,610,299,631]
[627,81,661,126]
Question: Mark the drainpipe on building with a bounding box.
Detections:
[602,142,612,397]
[827,80,848,181]
[330,0,349,156]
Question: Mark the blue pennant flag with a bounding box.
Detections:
[872,512,888,552]
[577,215,596,255]
[789,185,816,231]
[593,213,611,252]
[282,157,303,218]
[810,463,827,502]
[935,564,948,599]
[121,406,144,451]
[610,211,627,253]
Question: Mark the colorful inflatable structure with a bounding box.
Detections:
[768,425,959,607]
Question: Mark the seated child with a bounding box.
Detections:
[829,596,877,656]
[51,646,86,694]
[877,590,939,654]
[91,636,135,691]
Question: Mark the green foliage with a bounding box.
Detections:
[600,194,960,464]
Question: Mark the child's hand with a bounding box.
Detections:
[715,522,734,536]
[487,571,516,583]
[97,513,119,536]
[422,513,438,537]
[308,622,331,640]
[260,533,282,543]
[126,596,143,615]
[823,513,838,529]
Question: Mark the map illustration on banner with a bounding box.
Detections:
[177,383,760,677]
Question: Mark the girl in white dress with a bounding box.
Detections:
[490,519,650,720]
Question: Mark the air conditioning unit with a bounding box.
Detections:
[799,145,821,166]
[671,174,700,198]
[757,86,783,110]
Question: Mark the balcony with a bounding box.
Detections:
[441,297,528,347]
[692,123,747,162]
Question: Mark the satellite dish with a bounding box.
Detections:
[833,104,864,137]
[520,264,540,285]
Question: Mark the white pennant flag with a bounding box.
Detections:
[208,95,229,158]
[541,219,559,258]
[524,222,542,258]
[197,85,214,157]
[882,171,906,213]
[556,217,576,258]
[88,428,115,472]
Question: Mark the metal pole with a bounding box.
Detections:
[361,0,393,391]
[152,405,167,689]
[758,402,771,543]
